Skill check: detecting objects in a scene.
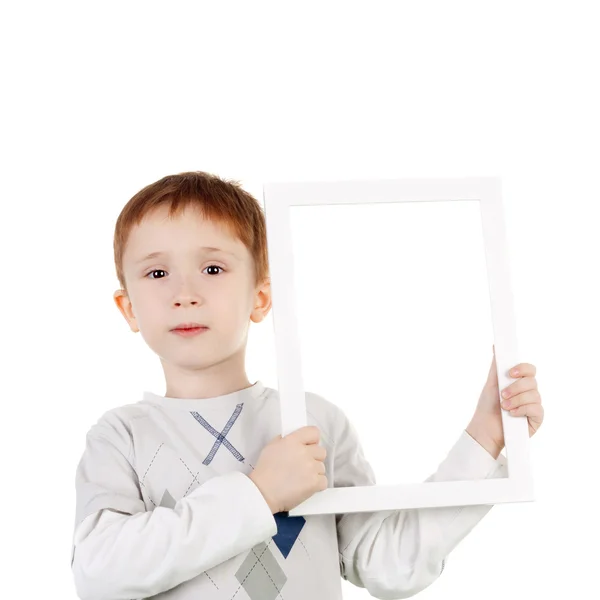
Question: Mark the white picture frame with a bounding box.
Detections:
[262,177,534,516]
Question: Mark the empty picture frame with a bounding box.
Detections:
[262,177,534,516]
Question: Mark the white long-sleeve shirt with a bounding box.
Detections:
[71,380,507,600]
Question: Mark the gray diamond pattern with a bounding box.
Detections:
[159,489,176,509]
[234,541,287,600]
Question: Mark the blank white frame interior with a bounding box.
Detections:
[262,177,534,516]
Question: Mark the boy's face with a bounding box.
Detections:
[114,204,271,397]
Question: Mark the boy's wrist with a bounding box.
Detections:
[465,421,503,460]
[248,472,279,514]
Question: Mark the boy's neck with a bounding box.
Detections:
[164,375,253,400]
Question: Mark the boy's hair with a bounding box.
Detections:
[113,171,270,293]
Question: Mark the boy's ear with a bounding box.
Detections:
[113,289,139,332]
[250,278,272,324]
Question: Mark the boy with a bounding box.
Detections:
[71,171,543,600]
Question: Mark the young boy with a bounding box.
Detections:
[71,171,543,600]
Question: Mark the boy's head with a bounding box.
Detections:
[113,171,272,398]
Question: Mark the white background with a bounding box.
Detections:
[2,1,598,598]
[289,199,496,486]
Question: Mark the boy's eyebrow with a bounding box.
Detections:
[135,247,238,264]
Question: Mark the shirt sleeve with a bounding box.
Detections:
[71,411,277,600]
[334,407,507,600]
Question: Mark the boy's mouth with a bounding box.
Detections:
[171,326,209,337]
[171,322,208,331]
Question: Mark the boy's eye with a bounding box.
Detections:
[204,265,224,276]
[145,265,225,279]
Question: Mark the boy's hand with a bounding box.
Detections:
[466,345,544,458]
[249,426,328,514]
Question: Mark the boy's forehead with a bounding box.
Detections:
[125,207,245,263]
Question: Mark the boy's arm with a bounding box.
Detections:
[71,414,277,600]
[334,407,507,600]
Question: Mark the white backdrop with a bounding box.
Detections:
[288,199,495,487]
[2,2,598,598]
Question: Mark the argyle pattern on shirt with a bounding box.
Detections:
[190,404,245,465]
[156,403,306,599]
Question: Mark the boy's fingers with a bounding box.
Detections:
[503,389,540,407]
[289,425,320,445]
[510,362,537,377]
[509,393,544,417]
[510,402,544,419]
[315,461,326,475]
[311,445,327,461]
[503,376,538,398]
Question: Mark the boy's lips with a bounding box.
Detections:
[171,325,209,337]
[171,322,208,331]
